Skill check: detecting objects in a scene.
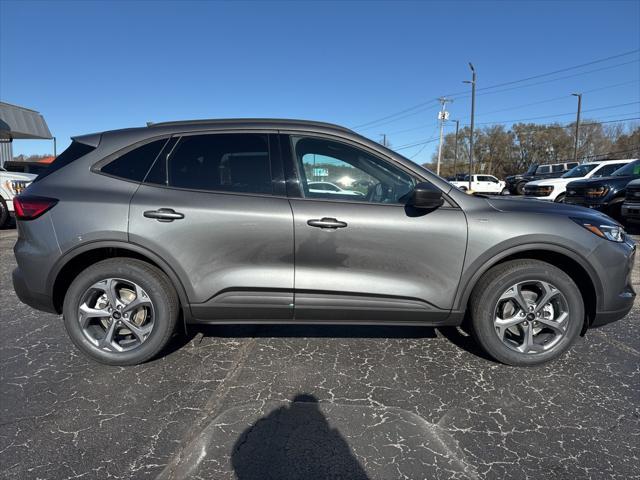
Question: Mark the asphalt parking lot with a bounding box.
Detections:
[1,226,639,480]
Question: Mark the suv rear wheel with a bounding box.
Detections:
[470,260,583,366]
[63,258,179,365]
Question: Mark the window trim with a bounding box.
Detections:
[280,131,457,209]
[94,130,285,198]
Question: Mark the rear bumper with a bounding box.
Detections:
[12,267,57,314]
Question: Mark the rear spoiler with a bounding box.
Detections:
[70,132,102,148]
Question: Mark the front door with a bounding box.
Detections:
[285,135,467,322]
[129,132,294,320]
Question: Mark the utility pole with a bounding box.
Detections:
[436,97,452,176]
[452,119,459,178]
[53,137,57,157]
[464,63,476,191]
[379,133,389,147]
[572,93,582,163]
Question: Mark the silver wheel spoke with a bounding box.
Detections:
[78,303,110,327]
[120,318,153,343]
[517,323,542,353]
[536,311,568,333]
[534,281,561,314]
[499,284,530,313]
[122,284,152,314]
[494,315,522,339]
[98,320,118,351]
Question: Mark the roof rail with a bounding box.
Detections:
[145,118,354,133]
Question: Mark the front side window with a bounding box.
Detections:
[146,133,272,194]
[292,136,416,204]
[562,163,597,178]
[537,165,551,174]
[552,164,564,173]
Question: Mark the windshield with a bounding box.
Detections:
[525,164,538,175]
[562,164,598,178]
[613,160,640,176]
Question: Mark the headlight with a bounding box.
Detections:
[585,186,609,198]
[571,217,625,242]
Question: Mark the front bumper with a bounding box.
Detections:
[589,238,636,327]
[621,202,640,222]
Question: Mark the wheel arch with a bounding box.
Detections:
[456,244,601,330]
[49,241,192,324]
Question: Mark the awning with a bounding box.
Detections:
[0,101,52,140]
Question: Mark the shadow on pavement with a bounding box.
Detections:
[231,394,370,480]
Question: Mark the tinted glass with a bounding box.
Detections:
[594,163,628,177]
[562,164,597,178]
[148,134,272,194]
[293,136,416,203]
[102,139,167,182]
[537,165,551,174]
[552,164,564,173]
[613,160,640,176]
[33,141,95,182]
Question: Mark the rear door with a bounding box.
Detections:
[129,132,294,320]
[283,134,467,322]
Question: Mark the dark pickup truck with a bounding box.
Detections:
[506,161,579,195]
[564,159,640,220]
[622,178,640,223]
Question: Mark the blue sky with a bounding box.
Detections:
[1,0,639,163]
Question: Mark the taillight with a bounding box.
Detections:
[13,195,58,220]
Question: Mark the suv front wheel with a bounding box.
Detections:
[470,260,583,366]
[63,258,179,365]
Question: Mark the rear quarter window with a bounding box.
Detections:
[101,138,168,182]
[33,141,96,182]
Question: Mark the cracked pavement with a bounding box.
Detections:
[1,227,639,479]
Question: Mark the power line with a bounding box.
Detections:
[352,49,639,131]
[449,59,639,100]
[476,79,640,117]
[355,103,440,131]
[473,101,639,125]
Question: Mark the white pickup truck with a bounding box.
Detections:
[0,167,37,227]
[450,174,507,194]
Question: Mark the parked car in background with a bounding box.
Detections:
[524,159,634,202]
[621,178,640,223]
[0,167,37,227]
[308,181,363,196]
[506,161,580,195]
[450,174,508,194]
[4,161,51,176]
[564,159,640,220]
[11,119,635,368]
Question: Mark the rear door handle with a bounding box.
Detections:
[307,217,348,229]
[143,208,184,222]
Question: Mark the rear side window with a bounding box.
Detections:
[146,133,272,194]
[33,141,95,182]
[101,139,168,182]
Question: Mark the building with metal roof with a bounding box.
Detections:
[0,102,53,167]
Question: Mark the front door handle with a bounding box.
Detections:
[143,208,184,222]
[307,217,348,229]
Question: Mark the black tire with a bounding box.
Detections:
[63,258,179,366]
[469,259,583,366]
[0,198,9,228]
[606,202,623,222]
[554,193,566,203]
[515,181,526,195]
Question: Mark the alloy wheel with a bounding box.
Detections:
[78,278,155,352]
[493,280,570,354]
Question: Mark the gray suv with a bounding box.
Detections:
[12,119,636,366]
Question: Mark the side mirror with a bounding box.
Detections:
[407,182,444,209]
